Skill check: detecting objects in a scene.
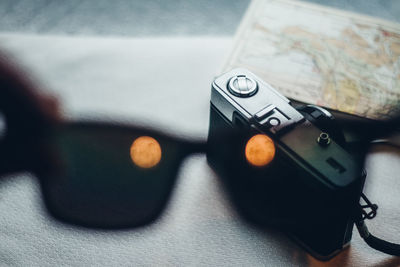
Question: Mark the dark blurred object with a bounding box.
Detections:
[0,52,60,176]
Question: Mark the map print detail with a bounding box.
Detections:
[223,0,400,120]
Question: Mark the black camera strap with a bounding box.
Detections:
[355,193,400,256]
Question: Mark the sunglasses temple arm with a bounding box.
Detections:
[337,117,400,142]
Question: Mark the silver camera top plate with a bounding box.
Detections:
[211,68,304,134]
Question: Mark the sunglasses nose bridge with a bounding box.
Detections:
[181,140,207,155]
[193,142,208,156]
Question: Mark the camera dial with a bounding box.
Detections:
[228,75,258,97]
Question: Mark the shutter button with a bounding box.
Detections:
[228,75,258,97]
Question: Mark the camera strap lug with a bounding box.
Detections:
[359,193,378,220]
[354,193,400,256]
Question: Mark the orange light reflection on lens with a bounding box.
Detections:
[130,136,162,168]
[245,134,275,167]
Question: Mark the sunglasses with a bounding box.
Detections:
[18,120,206,229]
[27,117,297,230]
[2,113,396,227]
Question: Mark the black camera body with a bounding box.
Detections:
[207,68,366,259]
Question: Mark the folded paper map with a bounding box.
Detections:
[222,0,400,120]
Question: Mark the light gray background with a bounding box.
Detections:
[1,0,400,266]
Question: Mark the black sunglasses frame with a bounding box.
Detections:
[1,119,207,229]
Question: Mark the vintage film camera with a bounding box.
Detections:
[207,68,366,259]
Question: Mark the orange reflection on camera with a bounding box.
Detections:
[245,134,275,167]
[130,136,162,168]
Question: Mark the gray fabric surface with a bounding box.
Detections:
[0,34,399,266]
[0,0,398,36]
[0,0,250,36]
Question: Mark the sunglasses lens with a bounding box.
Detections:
[41,124,183,228]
